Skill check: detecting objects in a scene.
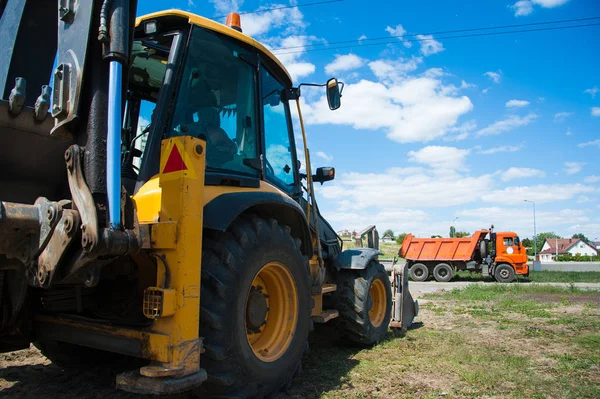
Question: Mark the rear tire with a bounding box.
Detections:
[494,264,515,283]
[199,214,311,398]
[433,263,453,282]
[332,261,392,345]
[410,263,429,282]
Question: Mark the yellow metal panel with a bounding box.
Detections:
[151,221,177,249]
[133,178,286,225]
[136,9,292,85]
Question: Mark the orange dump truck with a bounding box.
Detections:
[399,228,529,283]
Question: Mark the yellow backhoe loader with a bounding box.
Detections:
[0,1,417,396]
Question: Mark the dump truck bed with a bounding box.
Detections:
[400,231,487,262]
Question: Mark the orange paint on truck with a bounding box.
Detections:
[399,229,529,282]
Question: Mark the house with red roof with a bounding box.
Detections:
[539,238,598,262]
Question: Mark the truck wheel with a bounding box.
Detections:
[433,263,453,282]
[409,263,429,282]
[199,215,311,398]
[494,264,515,283]
[332,261,392,345]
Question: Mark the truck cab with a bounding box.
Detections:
[493,231,529,278]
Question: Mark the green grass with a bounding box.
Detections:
[525,270,600,283]
[455,269,600,283]
[341,239,401,259]
[282,284,600,399]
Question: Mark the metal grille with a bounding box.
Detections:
[143,288,163,319]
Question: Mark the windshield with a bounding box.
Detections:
[168,26,258,177]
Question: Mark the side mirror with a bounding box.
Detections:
[313,167,335,184]
[326,78,341,110]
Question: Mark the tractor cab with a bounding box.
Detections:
[494,231,529,273]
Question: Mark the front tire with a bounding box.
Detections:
[332,261,392,345]
[199,214,311,398]
[494,264,515,283]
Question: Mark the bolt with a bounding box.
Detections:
[256,285,263,291]
[64,216,73,234]
[263,293,270,299]
[81,234,88,247]
[64,149,71,162]
[195,144,203,155]
[47,206,55,221]
[81,224,86,232]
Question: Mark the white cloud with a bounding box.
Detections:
[564,161,585,175]
[592,107,600,117]
[484,70,502,83]
[385,24,412,48]
[324,54,364,75]
[532,0,570,7]
[500,167,546,182]
[554,111,573,122]
[478,143,524,154]
[481,183,594,205]
[482,88,490,94]
[584,175,600,183]
[578,139,600,149]
[315,151,333,161]
[476,113,538,136]
[566,128,573,136]
[510,0,534,16]
[408,146,471,171]
[268,36,316,81]
[188,0,196,7]
[510,0,570,17]
[584,86,599,98]
[301,61,473,143]
[358,34,367,41]
[209,0,242,14]
[444,120,477,141]
[416,35,444,56]
[506,99,530,107]
[368,56,422,84]
[577,196,595,204]
[321,170,494,210]
[243,5,305,37]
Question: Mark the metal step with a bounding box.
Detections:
[312,309,339,323]
[321,283,337,294]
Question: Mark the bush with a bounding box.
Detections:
[555,254,600,262]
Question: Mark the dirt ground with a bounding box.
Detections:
[1,285,599,398]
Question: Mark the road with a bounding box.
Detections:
[409,280,600,297]
[381,259,600,272]
[530,261,600,272]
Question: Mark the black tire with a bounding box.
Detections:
[332,261,392,346]
[409,263,429,282]
[199,214,311,398]
[480,240,488,259]
[494,264,515,283]
[433,263,453,282]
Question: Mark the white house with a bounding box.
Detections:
[539,238,598,262]
[380,233,394,243]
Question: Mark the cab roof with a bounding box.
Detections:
[136,9,292,85]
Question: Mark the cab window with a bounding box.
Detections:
[168,27,258,176]
[261,68,295,191]
[503,237,514,246]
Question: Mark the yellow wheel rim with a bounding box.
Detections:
[368,279,386,328]
[245,262,298,363]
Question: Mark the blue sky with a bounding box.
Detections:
[139,0,600,239]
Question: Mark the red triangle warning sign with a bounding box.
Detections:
[162,144,188,174]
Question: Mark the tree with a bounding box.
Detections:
[449,225,456,238]
[431,235,442,238]
[455,231,470,238]
[522,238,533,248]
[396,233,407,245]
[383,229,396,240]
[572,233,591,243]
